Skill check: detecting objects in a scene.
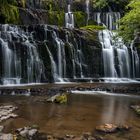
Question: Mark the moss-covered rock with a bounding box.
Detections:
[80,25,106,30]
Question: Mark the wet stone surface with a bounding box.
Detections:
[0,105,18,122]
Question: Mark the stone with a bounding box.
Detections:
[83,132,92,138]
[65,134,75,139]
[131,105,140,115]
[47,135,54,140]
[28,129,38,137]
[96,124,118,133]
[15,128,24,133]
[0,133,13,140]
[96,123,130,134]
[20,129,29,137]
[118,125,131,131]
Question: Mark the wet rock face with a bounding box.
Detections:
[0,24,102,84]
[19,8,48,25]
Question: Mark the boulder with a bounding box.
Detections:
[96,124,118,133]
[96,123,130,133]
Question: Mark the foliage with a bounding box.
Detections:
[92,0,129,9]
[74,12,86,27]
[119,0,140,42]
[42,0,66,12]
[47,11,65,26]
[0,3,19,24]
[92,0,108,9]
[0,0,17,5]
[81,25,105,30]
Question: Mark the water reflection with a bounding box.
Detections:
[101,97,130,124]
[0,93,140,135]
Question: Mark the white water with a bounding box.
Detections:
[65,4,74,28]
[93,12,120,30]
[71,90,140,98]
[52,31,66,82]
[0,25,45,85]
[85,0,90,25]
[97,12,140,80]
[99,30,117,77]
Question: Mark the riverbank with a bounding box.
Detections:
[0,82,140,96]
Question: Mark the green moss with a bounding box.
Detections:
[74,11,86,27]
[80,25,106,30]
[0,3,19,24]
[48,11,65,26]
[54,93,67,104]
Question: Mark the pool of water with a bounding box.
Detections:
[0,92,140,138]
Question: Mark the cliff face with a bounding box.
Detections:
[0,24,102,84]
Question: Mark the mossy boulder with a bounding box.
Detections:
[54,93,68,104]
[131,105,140,115]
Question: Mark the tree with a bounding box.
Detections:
[119,0,140,43]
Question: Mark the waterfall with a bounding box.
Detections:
[0,23,139,85]
[46,45,58,82]
[99,30,117,77]
[98,12,140,80]
[66,32,84,79]
[130,43,140,78]
[85,0,90,25]
[93,12,121,30]
[52,31,66,81]
[134,49,140,78]
[0,24,45,85]
[116,40,130,78]
[25,41,44,83]
[65,4,74,28]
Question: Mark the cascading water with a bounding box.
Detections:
[65,4,74,28]
[65,31,85,79]
[99,30,117,78]
[97,12,140,81]
[52,31,66,82]
[130,43,140,78]
[0,24,45,85]
[85,0,90,25]
[93,12,120,30]
[0,22,139,85]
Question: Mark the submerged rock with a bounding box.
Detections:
[47,93,68,104]
[95,123,130,133]
[96,124,118,133]
[28,129,38,137]
[131,105,140,115]
[16,126,38,139]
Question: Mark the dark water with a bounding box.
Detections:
[1,92,140,137]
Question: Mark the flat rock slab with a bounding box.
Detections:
[0,105,18,122]
[96,123,130,133]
